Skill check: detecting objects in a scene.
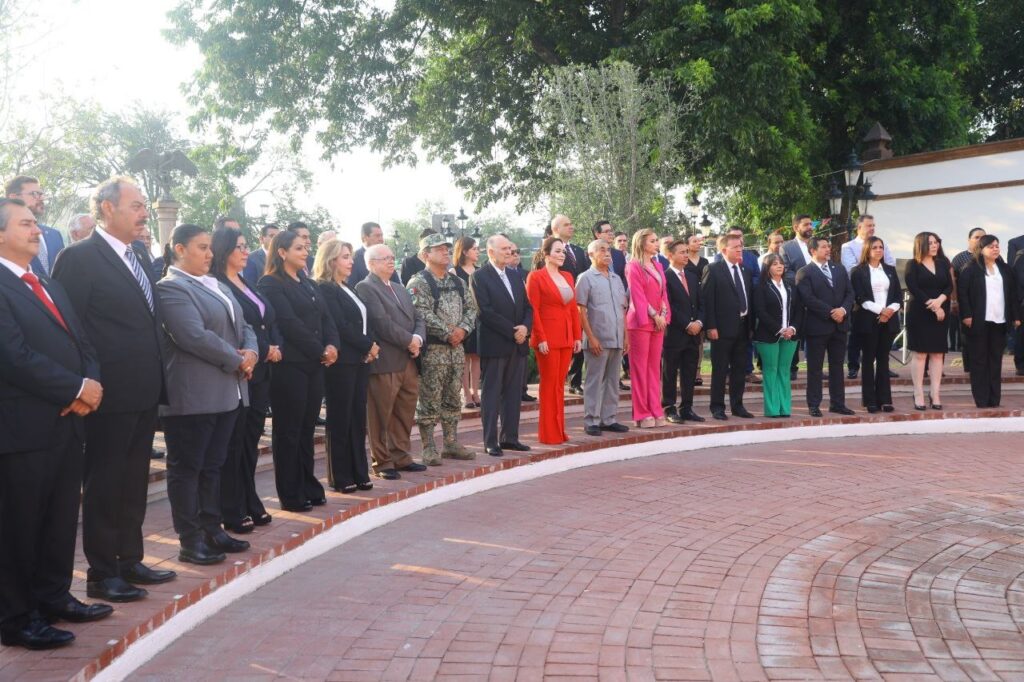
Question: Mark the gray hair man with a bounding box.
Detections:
[575,239,630,436]
[68,213,96,243]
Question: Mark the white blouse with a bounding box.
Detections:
[861,265,901,315]
[984,266,1005,323]
[772,279,789,333]
[340,282,368,334]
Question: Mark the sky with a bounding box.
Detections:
[19,0,541,245]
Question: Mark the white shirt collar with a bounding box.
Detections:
[96,225,133,257]
[0,255,31,279]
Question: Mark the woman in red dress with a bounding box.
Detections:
[527,237,582,444]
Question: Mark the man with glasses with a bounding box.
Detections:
[5,176,64,276]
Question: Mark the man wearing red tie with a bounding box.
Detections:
[0,199,112,650]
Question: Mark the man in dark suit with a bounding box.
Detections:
[0,199,112,650]
[796,236,855,416]
[701,233,754,420]
[781,214,816,380]
[662,238,705,423]
[242,223,279,282]
[470,235,534,456]
[52,177,176,603]
[400,228,435,285]
[350,221,401,287]
[655,236,672,272]
[6,175,64,276]
[551,215,590,394]
[592,220,626,283]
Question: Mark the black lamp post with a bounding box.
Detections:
[826,148,872,240]
[699,213,712,231]
[441,215,453,239]
[687,192,701,228]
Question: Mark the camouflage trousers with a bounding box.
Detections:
[416,343,465,426]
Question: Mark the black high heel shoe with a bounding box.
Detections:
[914,399,927,411]
[929,397,942,410]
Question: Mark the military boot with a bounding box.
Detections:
[441,418,475,460]
[419,424,442,466]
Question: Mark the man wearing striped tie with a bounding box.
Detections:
[52,177,176,604]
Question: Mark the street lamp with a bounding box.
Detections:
[441,216,453,239]
[857,180,876,216]
[456,208,468,234]
[827,177,843,218]
[687,191,701,223]
[699,213,711,231]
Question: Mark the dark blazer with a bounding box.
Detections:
[713,249,761,286]
[796,260,854,336]
[655,254,671,273]
[470,263,533,358]
[257,273,339,364]
[958,259,1021,334]
[700,259,753,340]
[610,248,626,284]
[0,266,99,454]
[664,265,702,350]
[400,254,425,286]
[349,246,400,287]
[220,274,282,383]
[29,224,65,276]
[558,242,591,280]
[1006,235,1024,269]
[51,230,165,413]
[781,239,810,284]
[242,248,268,283]
[752,278,801,344]
[850,263,902,335]
[319,281,375,365]
[684,255,709,281]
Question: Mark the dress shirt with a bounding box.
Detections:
[841,237,896,272]
[860,264,902,315]
[340,282,368,334]
[772,278,789,334]
[495,266,515,301]
[984,266,1006,323]
[731,263,748,317]
[169,266,235,322]
[575,267,627,349]
[96,225,142,275]
[797,239,811,267]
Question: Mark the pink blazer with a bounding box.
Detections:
[625,258,671,331]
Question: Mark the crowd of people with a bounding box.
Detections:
[1,172,1020,652]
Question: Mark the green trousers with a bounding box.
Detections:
[754,339,797,416]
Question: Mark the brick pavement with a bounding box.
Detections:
[135,432,1024,681]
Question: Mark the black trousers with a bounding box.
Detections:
[847,330,861,373]
[325,362,371,489]
[967,322,1007,407]
[221,375,270,525]
[662,343,699,411]
[709,335,749,412]
[82,407,158,581]
[270,362,326,508]
[0,419,82,628]
[567,350,584,389]
[806,330,848,409]
[857,327,895,408]
[164,407,239,544]
[480,354,526,449]
[1013,325,1024,372]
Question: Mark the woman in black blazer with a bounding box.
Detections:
[751,254,799,417]
[211,227,281,532]
[850,237,903,413]
[257,231,340,512]
[957,235,1021,408]
[312,239,379,493]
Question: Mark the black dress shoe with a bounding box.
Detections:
[499,441,531,451]
[694,377,703,385]
[310,496,327,506]
[41,596,113,623]
[681,408,705,423]
[334,483,359,494]
[486,446,503,457]
[315,415,327,427]
[619,381,629,391]
[600,422,630,432]
[808,407,823,417]
[0,617,75,650]
[888,369,899,378]
[179,540,226,565]
[151,448,165,459]
[521,393,537,402]
[205,530,251,553]
[847,369,859,379]
[375,469,401,480]
[664,410,684,424]
[711,410,728,421]
[120,562,177,585]
[829,405,855,416]
[281,501,313,512]
[732,407,754,418]
[356,481,374,491]
[584,425,602,436]
[568,386,584,395]
[399,462,428,472]
[790,371,798,381]
[866,405,880,413]
[87,577,148,603]
[881,404,895,412]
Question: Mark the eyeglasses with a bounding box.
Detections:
[235,244,250,252]
[370,256,396,262]
[21,191,45,199]
[510,250,520,255]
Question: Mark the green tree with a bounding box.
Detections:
[968,0,1024,139]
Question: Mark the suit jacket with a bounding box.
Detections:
[850,263,902,335]
[654,254,670,273]
[700,259,753,340]
[30,224,65,276]
[1006,235,1024,269]
[713,249,761,285]
[400,254,425,286]
[0,266,99,454]
[557,242,591,280]
[51,230,165,413]
[319,281,376,365]
[470,263,533,358]
[220,274,281,383]
[610,247,626,284]
[355,272,425,374]
[157,270,257,416]
[781,239,811,284]
[349,246,400,287]
[752,278,801,343]
[526,269,581,350]
[257,272,339,365]
[625,258,670,331]
[664,265,702,350]
[958,259,1021,334]
[242,247,268,283]
[796,260,854,336]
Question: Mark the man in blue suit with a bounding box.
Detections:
[713,226,761,381]
[6,176,63,276]
[242,223,279,283]
[592,220,626,283]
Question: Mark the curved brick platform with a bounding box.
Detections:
[134,432,1024,681]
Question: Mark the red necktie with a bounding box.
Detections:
[678,269,689,295]
[22,272,69,332]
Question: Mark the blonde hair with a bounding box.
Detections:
[630,228,657,264]
[312,239,352,283]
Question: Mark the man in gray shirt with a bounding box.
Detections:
[576,239,630,436]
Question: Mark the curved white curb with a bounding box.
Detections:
[95,416,1021,681]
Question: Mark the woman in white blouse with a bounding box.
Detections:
[957,235,1021,408]
[752,254,799,417]
[850,237,903,413]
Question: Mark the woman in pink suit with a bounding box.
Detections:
[626,229,670,428]
[527,237,582,444]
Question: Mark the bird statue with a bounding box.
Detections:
[127,148,199,201]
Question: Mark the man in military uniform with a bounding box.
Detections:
[407,233,479,464]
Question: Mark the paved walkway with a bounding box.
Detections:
[136,432,1024,681]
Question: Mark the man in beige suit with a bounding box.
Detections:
[355,244,429,479]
